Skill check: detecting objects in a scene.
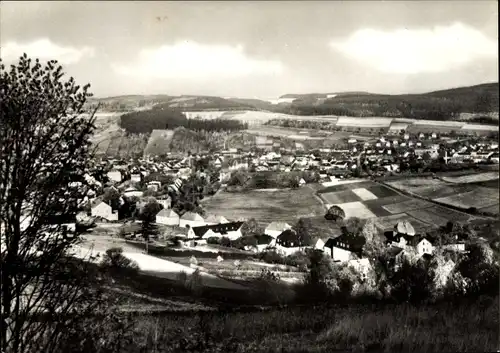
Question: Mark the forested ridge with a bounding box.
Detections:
[119,108,248,134]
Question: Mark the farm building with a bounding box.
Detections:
[188,221,244,241]
[156,196,172,210]
[107,170,122,183]
[275,229,307,256]
[179,212,205,228]
[265,221,292,238]
[323,234,365,262]
[91,200,118,222]
[130,173,142,183]
[156,209,180,226]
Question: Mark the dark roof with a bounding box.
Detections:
[256,234,274,245]
[326,234,365,253]
[191,221,244,238]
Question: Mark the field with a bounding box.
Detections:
[441,171,499,184]
[435,189,499,210]
[382,199,433,214]
[201,188,325,226]
[386,174,500,214]
[374,214,432,233]
[316,179,483,230]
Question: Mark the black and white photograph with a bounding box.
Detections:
[1,1,498,352]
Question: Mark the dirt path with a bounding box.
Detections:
[307,185,328,211]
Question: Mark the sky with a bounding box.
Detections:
[1,1,498,99]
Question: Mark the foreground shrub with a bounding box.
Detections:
[100,247,139,274]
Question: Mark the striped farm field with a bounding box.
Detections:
[423,205,472,222]
[382,199,433,214]
[351,188,378,201]
[317,180,375,193]
[374,214,431,232]
[328,201,377,219]
[435,188,499,210]
[321,190,362,204]
[410,185,458,199]
[440,172,499,184]
[363,195,410,217]
[406,209,451,228]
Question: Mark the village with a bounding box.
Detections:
[61,127,499,285]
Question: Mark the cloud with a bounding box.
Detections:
[112,41,285,79]
[329,23,498,74]
[1,38,95,65]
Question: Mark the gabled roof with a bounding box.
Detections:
[157,209,179,218]
[265,221,291,231]
[386,246,404,258]
[328,234,366,253]
[191,221,244,238]
[180,212,204,221]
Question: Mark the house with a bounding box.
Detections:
[204,214,229,225]
[91,200,118,221]
[442,243,466,252]
[155,209,180,226]
[130,173,141,183]
[156,196,172,210]
[107,170,122,183]
[275,229,306,256]
[299,178,306,186]
[179,212,205,228]
[147,181,161,192]
[188,221,244,241]
[323,234,366,262]
[265,221,292,238]
[314,238,326,250]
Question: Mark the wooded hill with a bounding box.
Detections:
[274,83,499,120]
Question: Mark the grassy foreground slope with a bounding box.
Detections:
[112,298,499,352]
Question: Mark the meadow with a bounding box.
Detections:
[386,173,499,215]
[109,298,499,353]
[201,187,325,226]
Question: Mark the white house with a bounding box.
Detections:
[299,178,306,186]
[324,235,365,263]
[188,221,244,241]
[107,170,122,183]
[156,197,172,210]
[147,181,161,192]
[265,222,292,238]
[179,212,205,228]
[91,201,118,221]
[130,173,141,183]
[415,238,434,256]
[156,209,180,226]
